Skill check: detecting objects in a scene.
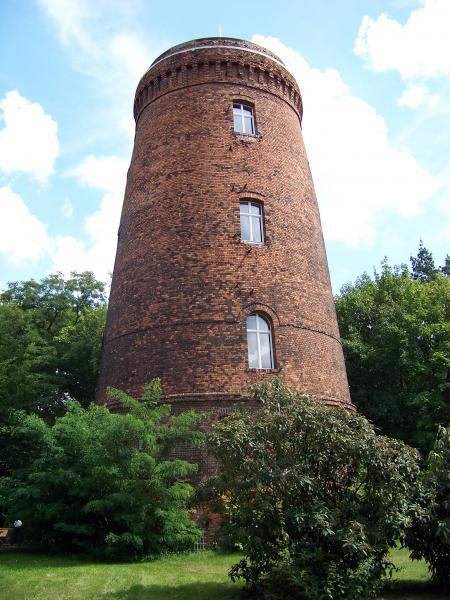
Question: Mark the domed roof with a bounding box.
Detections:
[150,37,284,68]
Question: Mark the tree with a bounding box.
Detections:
[440,254,450,277]
[404,425,450,585]
[410,240,437,282]
[0,304,43,421]
[1,271,106,332]
[0,380,203,557]
[0,272,107,421]
[336,249,450,454]
[205,379,421,600]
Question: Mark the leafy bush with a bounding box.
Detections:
[0,379,203,557]
[206,379,421,599]
[404,425,450,585]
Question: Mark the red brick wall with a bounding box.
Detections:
[96,38,353,416]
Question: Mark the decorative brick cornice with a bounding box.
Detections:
[134,39,302,124]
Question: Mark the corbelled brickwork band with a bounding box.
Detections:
[96,37,353,423]
[134,38,302,124]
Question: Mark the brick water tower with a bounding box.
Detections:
[96,38,353,425]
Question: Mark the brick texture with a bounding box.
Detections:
[96,37,354,425]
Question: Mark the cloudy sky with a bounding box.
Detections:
[1,0,449,293]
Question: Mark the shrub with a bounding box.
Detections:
[206,379,421,599]
[404,425,450,585]
[0,379,203,557]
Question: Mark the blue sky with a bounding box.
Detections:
[0,0,449,293]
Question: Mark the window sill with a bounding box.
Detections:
[233,132,262,143]
[246,368,281,374]
[240,240,265,247]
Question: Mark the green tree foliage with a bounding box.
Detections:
[336,247,450,454]
[440,254,450,277]
[0,271,107,421]
[0,380,203,557]
[404,425,450,585]
[206,379,421,600]
[0,272,107,487]
[410,240,436,282]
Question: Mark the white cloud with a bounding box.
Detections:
[50,235,90,275]
[397,83,439,108]
[355,1,450,80]
[354,1,450,109]
[0,186,51,264]
[252,35,438,246]
[109,33,152,84]
[51,155,127,280]
[30,3,155,277]
[38,0,156,137]
[0,90,59,181]
[69,154,127,194]
[37,0,95,52]
[0,155,126,282]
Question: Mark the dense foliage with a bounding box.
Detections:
[404,425,450,585]
[206,379,421,600]
[0,271,107,420]
[0,272,107,480]
[336,245,450,454]
[0,380,203,557]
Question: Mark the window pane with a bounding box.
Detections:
[256,315,270,331]
[244,114,254,134]
[247,315,257,330]
[233,104,255,134]
[234,114,243,132]
[250,203,261,215]
[259,333,273,368]
[247,332,259,368]
[249,217,261,243]
[240,201,250,215]
[240,214,250,241]
[258,218,264,242]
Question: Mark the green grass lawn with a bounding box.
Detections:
[0,551,242,600]
[379,547,447,600]
[0,547,446,600]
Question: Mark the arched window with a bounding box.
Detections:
[246,313,274,369]
[233,102,255,134]
[240,201,264,243]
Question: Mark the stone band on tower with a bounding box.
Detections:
[96,37,353,417]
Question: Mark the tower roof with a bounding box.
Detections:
[134,35,302,124]
[150,37,284,69]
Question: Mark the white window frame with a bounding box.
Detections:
[233,102,255,135]
[240,201,264,244]
[246,313,274,370]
